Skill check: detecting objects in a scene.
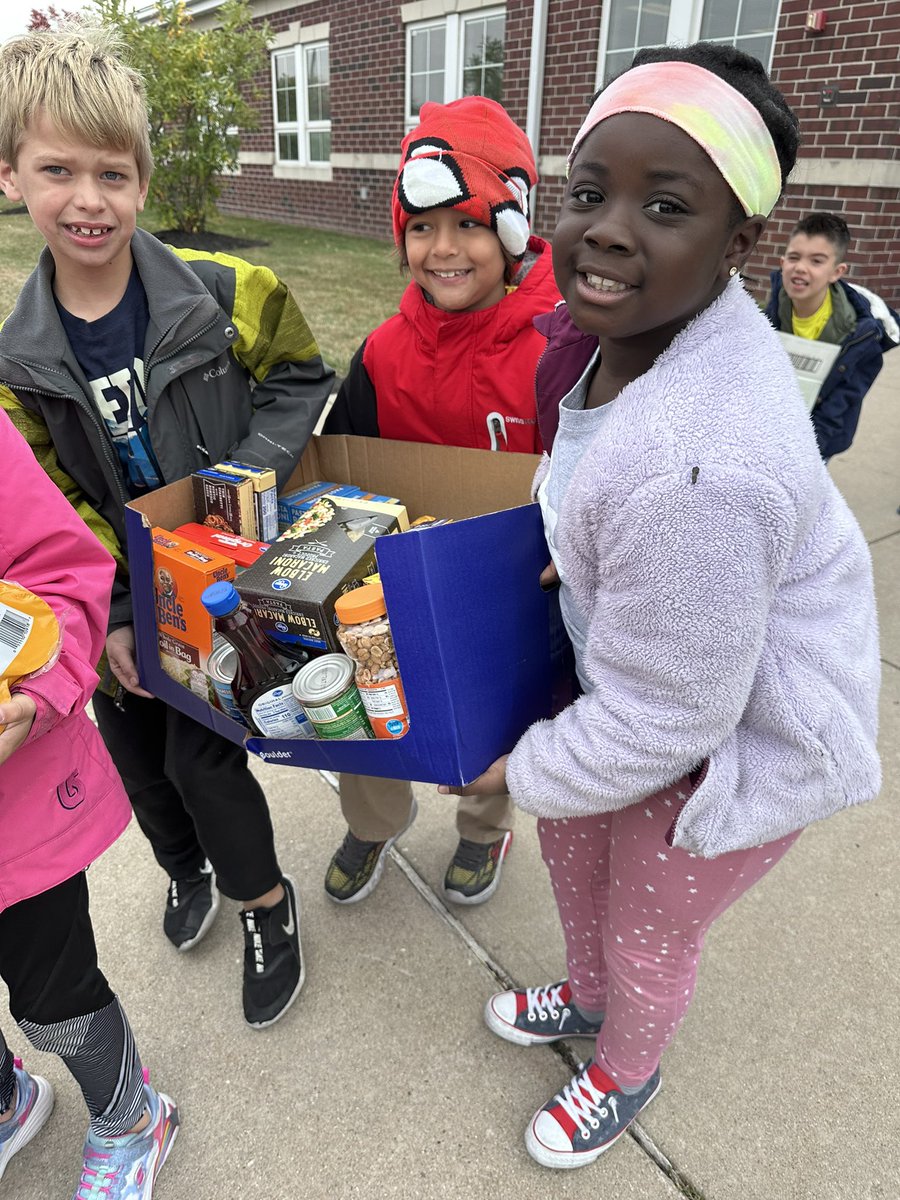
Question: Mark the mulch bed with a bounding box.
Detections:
[154,229,268,252]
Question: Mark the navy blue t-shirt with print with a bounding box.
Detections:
[56,265,163,498]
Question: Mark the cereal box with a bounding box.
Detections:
[152,528,235,699]
[214,461,278,542]
[192,468,256,538]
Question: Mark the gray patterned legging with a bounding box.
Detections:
[538,776,800,1088]
[0,873,144,1137]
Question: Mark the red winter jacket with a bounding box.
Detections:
[324,236,559,452]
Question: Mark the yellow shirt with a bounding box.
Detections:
[792,290,832,340]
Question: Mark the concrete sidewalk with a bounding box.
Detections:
[4,356,898,1200]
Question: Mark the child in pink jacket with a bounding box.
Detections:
[0,412,177,1197]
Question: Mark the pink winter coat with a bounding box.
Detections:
[0,412,130,911]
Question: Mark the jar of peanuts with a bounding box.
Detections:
[334,583,409,738]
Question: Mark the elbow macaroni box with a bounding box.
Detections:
[238,494,410,653]
[126,435,571,786]
[151,529,235,701]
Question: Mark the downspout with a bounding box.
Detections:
[525,0,549,192]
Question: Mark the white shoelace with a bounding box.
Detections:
[525,982,569,1024]
[555,1066,619,1140]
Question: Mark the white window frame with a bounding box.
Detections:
[596,0,782,89]
[404,5,506,128]
[272,38,331,167]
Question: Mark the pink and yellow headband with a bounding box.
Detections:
[568,61,782,218]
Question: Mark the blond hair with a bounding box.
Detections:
[0,24,153,182]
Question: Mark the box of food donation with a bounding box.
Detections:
[125,435,573,786]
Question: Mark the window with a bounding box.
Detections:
[406,8,505,124]
[272,42,331,165]
[599,0,780,84]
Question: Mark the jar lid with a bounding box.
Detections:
[334,582,387,624]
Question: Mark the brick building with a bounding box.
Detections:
[177,0,899,304]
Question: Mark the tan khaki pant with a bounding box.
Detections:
[339,773,514,844]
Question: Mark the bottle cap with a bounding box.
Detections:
[334,582,387,624]
[201,581,241,616]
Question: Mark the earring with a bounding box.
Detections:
[729,266,739,277]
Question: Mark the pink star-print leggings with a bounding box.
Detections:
[537,775,801,1088]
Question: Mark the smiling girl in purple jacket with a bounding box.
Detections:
[442,43,880,1171]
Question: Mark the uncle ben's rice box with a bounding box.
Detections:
[152,529,234,701]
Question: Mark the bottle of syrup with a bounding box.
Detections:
[201,581,311,738]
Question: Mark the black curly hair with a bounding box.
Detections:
[597,42,800,211]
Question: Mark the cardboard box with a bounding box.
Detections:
[126,435,571,786]
[240,495,409,653]
[151,528,235,700]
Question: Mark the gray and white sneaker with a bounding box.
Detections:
[164,860,220,952]
[485,981,603,1046]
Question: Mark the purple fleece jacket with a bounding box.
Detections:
[507,277,881,857]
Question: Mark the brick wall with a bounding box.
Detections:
[746,0,900,305]
[218,1,539,243]
[217,0,898,306]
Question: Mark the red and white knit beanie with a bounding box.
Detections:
[392,96,537,261]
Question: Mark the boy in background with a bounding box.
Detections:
[765,212,898,460]
[0,27,334,1031]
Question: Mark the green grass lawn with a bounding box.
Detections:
[0,198,406,378]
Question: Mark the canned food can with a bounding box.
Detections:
[292,654,374,740]
[207,638,248,727]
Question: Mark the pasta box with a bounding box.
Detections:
[125,434,573,786]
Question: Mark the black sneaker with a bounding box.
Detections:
[164,861,220,952]
[443,831,512,905]
[240,875,304,1030]
[324,799,417,904]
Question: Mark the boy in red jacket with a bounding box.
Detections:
[323,96,559,906]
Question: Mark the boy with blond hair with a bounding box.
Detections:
[0,26,334,1044]
[765,212,898,459]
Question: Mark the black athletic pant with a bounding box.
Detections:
[92,690,282,901]
[0,873,143,1135]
